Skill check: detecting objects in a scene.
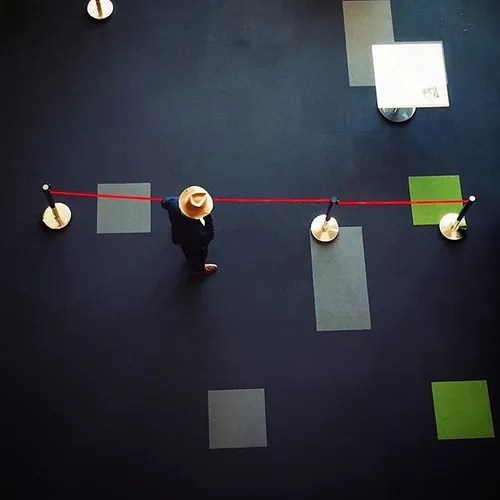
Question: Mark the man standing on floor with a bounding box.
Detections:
[161,185,217,274]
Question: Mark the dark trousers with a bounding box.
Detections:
[181,244,208,271]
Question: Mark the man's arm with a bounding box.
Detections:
[161,197,178,211]
[161,197,182,244]
[204,213,215,242]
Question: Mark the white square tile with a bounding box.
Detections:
[372,42,449,108]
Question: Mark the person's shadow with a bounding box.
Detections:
[129,256,214,336]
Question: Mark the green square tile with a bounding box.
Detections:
[408,175,463,225]
[431,380,495,440]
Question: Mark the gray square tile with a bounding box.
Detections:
[343,1,395,86]
[97,183,151,234]
[208,389,268,449]
[310,226,371,331]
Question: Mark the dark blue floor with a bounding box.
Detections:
[3,1,499,498]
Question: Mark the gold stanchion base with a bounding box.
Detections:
[42,203,72,230]
[379,107,416,123]
[87,0,114,20]
[310,215,339,242]
[439,213,466,241]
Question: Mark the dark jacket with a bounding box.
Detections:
[161,197,214,247]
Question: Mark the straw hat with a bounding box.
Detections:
[179,185,214,219]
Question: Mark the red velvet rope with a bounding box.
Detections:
[50,189,466,205]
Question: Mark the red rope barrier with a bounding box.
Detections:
[51,190,164,202]
[339,199,466,206]
[50,189,467,206]
[214,197,330,203]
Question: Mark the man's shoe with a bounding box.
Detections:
[203,264,217,274]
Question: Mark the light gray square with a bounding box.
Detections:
[97,183,151,234]
[208,389,268,449]
[343,1,395,86]
[310,226,371,331]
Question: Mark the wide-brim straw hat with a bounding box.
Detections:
[179,185,214,219]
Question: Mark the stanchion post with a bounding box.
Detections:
[322,196,338,227]
[87,0,114,20]
[41,184,72,230]
[452,195,475,231]
[311,197,340,242]
[42,184,62,226]
[324,197,335,220]
[439,195,476,241]
[42,183,55,208]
